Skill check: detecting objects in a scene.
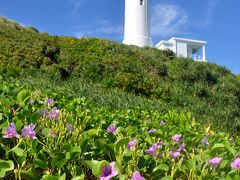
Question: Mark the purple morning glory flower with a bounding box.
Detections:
[160,120,165,126]
[148,129,157,133]
[201,136,209,146]
[145,145,157,157]
[67,124,74,132]
[34,90,41,96]
[22,123,36,139]
[100,162,118,180]
[48,107,59,121]
[172,134,182,142]
[50,129,56,138]
[177,142,186,152]
[3,123,20,139]
[169,151,181,160]
[158,153,163,158]
[131,171,144,180]
[231,158,240,169]
[229,137,234,142]
[145,142,163,157]
[208,157,222,167]
[156,142,163,148]
[29,98,34,104]
[107,124,116,135]
[45,98,54,106]
[39,108,49,116]
[128,138,137,150]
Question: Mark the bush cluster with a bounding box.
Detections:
[0,16,240,134]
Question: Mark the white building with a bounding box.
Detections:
[122,0,207,61]
[156,37,207,61]
[123,0,153,47]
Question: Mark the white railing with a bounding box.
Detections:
[187,54,203,61]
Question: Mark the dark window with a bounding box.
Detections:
[140,0,144,6]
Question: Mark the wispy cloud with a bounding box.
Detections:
[151,3,189,38]
[74,20,123,40]
[68,0,86,15]
[200,0,221,27]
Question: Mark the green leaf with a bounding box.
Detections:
[187,159,196,170]
[94,139,115,158]
[34,158,47,169]
[13,147,24,157]
[42,128,51,137]
[211,143,225,150]
[15,120,23,131]
[59,173,66,180]
[153,164,169,172]
[116,137,129,152]
[71,175,84,180]
[66,103,75,112]
[0,160,14,178]
[84,129,98,138]
[17,89,29,106]
[51,153,69,168]
[224,141,236,156]
[31,139,38,154]
[41,175,61,180]
[161,176,173,180]
[84,160,108,177]
[118,174,127,180]
[17,153,27,166]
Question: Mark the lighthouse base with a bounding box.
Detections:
[123,36,153,47]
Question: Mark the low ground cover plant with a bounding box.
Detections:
[0,82,239,179]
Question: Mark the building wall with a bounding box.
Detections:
[162,44,174,52]
[176,41,187,57]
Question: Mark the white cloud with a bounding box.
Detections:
[151,3,188,38]
[74,20,123,39]
[200,0,220,27]
[68,0,86,15]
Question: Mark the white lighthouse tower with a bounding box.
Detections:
[123,0,153,47]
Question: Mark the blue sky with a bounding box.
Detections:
[0,0,239,74]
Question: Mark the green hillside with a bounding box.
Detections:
[0,16,240,134]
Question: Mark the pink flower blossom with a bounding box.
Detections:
[67,124,74,132]
[201,136,209,146]
[128,138,137,150]
[145,142,163,157]
[148,129,157,133]
[169,151,181,160]
[208,157,222,167]
[3,123,20,139]
[50,129,56,138]
[160,120,165,125]
[22,124,36,139]
[48,107,59,121]
[45,98,54,106]
[100,162,118,180]
[172,134,182,142]
[231,158,240,169]
[107,124,116,135]
[131,171,144,180]
[177,142,186,152]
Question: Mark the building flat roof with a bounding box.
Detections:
[155,40,173,48]
[169,37,207,44]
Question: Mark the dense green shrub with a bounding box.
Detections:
[0,16,240,134]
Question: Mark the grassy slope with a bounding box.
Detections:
[0,16,240,134]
